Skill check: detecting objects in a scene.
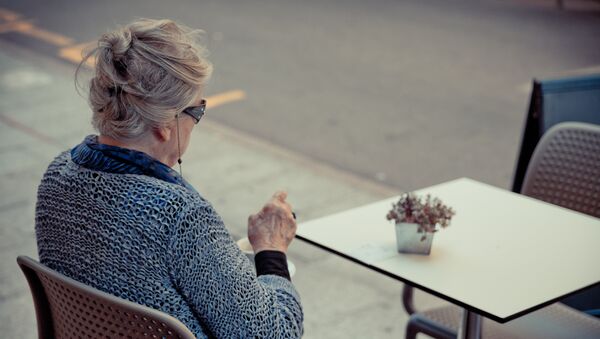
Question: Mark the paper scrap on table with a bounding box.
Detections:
[349,244,398,264]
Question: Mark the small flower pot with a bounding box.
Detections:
[395,222,434,255]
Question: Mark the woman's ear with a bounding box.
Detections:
[154,123,174,143]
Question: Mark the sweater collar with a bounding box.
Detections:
[71,135,195,191]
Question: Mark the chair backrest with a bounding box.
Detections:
[521,122,600,218]
[16,256,195,339]
[512,73,600,193]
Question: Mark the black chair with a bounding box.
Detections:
[512,73,600,194]
[404,122,600,339]
[17,256,195,339]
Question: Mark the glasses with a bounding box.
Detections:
[181,99,206,124]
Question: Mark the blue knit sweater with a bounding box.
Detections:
[35,137,303,338]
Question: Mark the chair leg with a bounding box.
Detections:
[405,314,457,339]
[406,317,419,339]
[402,285,416,315]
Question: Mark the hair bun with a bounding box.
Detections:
[96,29,133,83]
[101,29,133,61]
[79,18,213,141]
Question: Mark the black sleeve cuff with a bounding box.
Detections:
[254,250,290,281]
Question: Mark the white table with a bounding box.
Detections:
[296,178,600,338]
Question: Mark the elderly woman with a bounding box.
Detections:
[35,18,303,338]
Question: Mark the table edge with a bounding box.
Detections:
[295,234,600,324]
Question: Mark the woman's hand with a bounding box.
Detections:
[247,191,297,254]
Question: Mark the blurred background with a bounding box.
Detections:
[1,0,599,337]
[2,0,599,190]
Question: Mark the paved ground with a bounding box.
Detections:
[0,39,450,338]
[1,0,599,191]
[1,0,599,337]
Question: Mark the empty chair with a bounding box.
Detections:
[404,122,600,339]
[17,256,195,339]
[405,299,600,339]
[521,121,600,315]
[521,122,600,218]
[512,73,600,193]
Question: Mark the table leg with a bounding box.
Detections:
[457,309,482,339]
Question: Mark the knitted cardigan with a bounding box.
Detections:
[35,146,303,338]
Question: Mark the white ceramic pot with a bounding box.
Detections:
[395,222,434,255]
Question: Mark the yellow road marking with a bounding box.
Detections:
[0,20,74,46]
[59,41,96,67]
[17,21,74,46]
[0,8,246,110]
[206,90,246,109]
[0,7,20,22]
[0,20,29,33]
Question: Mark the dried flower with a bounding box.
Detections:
[386,193,455,236]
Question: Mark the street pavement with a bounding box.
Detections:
[1,0,600,191]
[0,39,448,338]
[1,1,599,337]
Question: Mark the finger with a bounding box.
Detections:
[261,202,277,214]
[248,213,260,225]
[272,191,287,202]
[272,194,293,212]
[270,200,292,215]
[274,201,294,219]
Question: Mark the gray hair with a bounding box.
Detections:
[77,18,212,140]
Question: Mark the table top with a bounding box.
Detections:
[296,178,600,323]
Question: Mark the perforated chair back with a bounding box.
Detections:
[17,256,195,339]
[521,122,600,218]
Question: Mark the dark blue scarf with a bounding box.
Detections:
[71,135,196,192]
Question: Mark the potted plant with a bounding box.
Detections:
[386,193,455,255]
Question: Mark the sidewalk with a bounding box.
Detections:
[0,39,446,338]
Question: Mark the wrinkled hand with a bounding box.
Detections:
[247,191,297,254]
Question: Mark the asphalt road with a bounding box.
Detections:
[1,0,599,191]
